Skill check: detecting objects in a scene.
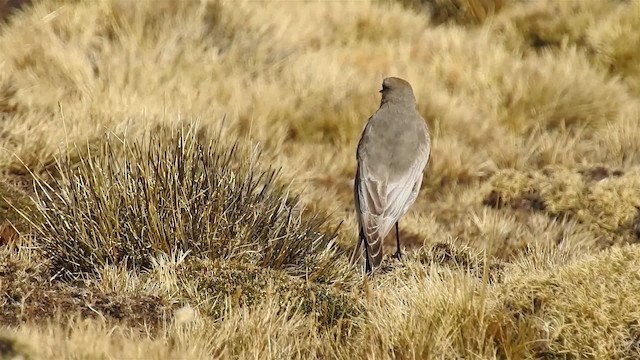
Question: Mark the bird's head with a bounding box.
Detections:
[379,77,416,106]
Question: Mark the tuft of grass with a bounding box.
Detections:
[394,0,507,25]
[0,176,36,234]
[494,245,640,358]
[484,166,640,247]
[0,0,32,24]
[414,240,504,282]
[179,258,360,327]
[24,124,343,280]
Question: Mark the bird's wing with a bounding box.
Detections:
[385,144,431,222]
[352,162,386,271]
[353,145,430,271]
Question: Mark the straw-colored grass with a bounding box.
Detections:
[1,0,640,358]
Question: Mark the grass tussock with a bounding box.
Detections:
[180,258,359,327]
[395,0,507,25]
[25,124,343,281]
[496,245,640,358]
[0,176,36,234]
[497,0,640,94]
[484,165,640,247]
[1,0,640,358]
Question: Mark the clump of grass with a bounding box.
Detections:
[0,176,37,234]
[395,0,507,25]
[414,241,504,282]
[496,0,617,50]
[495,0,640,95]
[23,123,343,280]
[587,0,640,95]
[0,0,32,24]
[494,245,640,358]
[483,166,640,246]
[0,75,19,114]
[179,258,360,327]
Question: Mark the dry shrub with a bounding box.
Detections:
[23,124,343,280]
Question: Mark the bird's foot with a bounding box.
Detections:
[392,250,402,260]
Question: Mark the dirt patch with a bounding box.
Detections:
[579,166,624,182]
[0,251,178,330]
[484,189,546,212]
[0,222,18,247]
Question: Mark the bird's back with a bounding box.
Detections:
[357,103,430,181]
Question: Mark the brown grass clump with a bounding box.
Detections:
[23,124,343,281]
[496,245,640,358]
[0,0,31,23]
[497,0,640,94]
[180,258,359,327]
[395,0,508,25]
[484,166,640,247]
[0,332,32,360]
[0,176,35,233]
[1,0,640,358]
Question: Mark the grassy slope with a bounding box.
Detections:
[1,0,640,358]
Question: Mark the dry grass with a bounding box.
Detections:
[1,0,640,358]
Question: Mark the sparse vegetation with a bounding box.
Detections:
[1,0,640,358]
[26,124,343,281]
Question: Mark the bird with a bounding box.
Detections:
[350,77,431,273]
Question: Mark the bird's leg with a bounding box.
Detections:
[393,221,402,259]
[361,227,373,273]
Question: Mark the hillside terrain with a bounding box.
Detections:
[1,0,640,358]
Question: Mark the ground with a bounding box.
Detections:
[1,0,640,358]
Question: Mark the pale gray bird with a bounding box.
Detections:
[351,77,431,273]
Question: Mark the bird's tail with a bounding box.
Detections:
[350,227,367,272]
[350,227,383,273]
